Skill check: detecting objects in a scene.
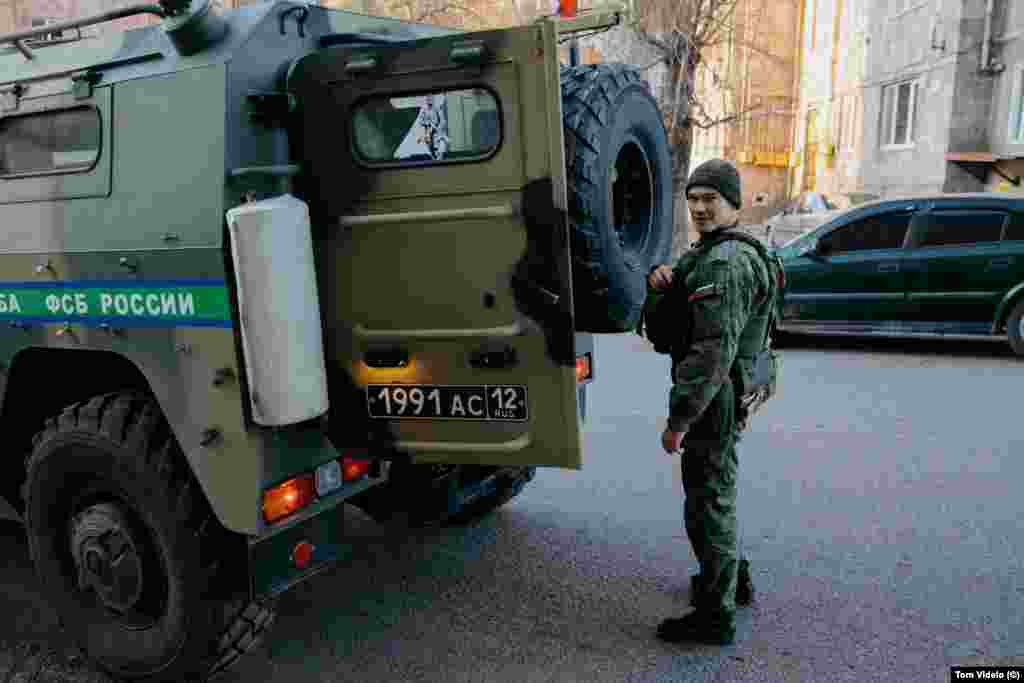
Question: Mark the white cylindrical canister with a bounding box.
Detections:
[226,194,329,426]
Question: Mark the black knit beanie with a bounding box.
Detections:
[685,159,743,210]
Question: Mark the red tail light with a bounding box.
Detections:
[575,353,593,383]
[342,457,371,481]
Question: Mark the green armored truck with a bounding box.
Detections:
[0,0,672,678]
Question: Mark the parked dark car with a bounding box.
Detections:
[773,193,1024,356]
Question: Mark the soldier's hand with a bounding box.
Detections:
[661,428,684,455]
[647,265,674,291]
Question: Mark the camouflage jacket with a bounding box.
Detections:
[662,227,773,432]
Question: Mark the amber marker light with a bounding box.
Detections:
[262,474,317,524]
[575,353,593,384]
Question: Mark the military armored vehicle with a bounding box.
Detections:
[0,0,672,678]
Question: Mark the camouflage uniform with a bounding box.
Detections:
[664,223,774,632]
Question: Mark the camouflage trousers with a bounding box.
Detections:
[680,378,745,625]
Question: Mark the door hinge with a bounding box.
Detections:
[71,70,102,99]
[0,83,27,112]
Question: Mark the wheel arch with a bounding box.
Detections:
[0,347,153,519]
[992,281,1024,334]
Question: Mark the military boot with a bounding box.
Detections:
[689,559,754,608]
[656,610,736,646]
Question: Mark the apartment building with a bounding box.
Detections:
[859,0,1023,196]
[689,0,801,225]
[790,0,870,198]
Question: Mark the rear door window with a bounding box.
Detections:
[351,88,500,166]
[0,106,100,177]
[824,212,912,254]
[917,210,1006,247]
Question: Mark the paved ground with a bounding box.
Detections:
[1,332,1022,682]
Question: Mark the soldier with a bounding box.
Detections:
[648,159,777,646]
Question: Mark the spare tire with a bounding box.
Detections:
[561,64,674,333]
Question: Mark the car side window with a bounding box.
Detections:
[916,210,1006,247]
[1004,216,1024,241]
[822,212,912,254]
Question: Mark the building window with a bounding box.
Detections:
[880,79,919,148]
[1008,64,1024,144]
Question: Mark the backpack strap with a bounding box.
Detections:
[697,229,780,347]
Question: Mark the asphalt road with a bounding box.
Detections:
[2,333,1023,682]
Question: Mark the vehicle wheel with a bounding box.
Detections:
[443,465,535,526]
[561,63,673,333]
[351,464,534,527]
[1008,299,1024,357]
[23,392,275,682]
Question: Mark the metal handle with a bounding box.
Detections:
[344,56,378,73]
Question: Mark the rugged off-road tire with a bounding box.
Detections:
[352,464,535,527]
[1007,299,1024,357]
[23,392,276,682]
[561,63,674,333]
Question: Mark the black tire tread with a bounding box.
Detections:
[1008,299,1024,357]
[24,392,275,682]
[560,63,661,331]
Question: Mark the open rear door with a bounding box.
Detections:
[288,20,584,469]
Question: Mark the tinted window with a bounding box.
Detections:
[0,107,100,177]
[917,210,1006,247]
[1004,216,1024,241]
[823,212,911,253]
[352,88,500,166]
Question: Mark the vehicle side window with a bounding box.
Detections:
[0,107,100,177]
[916,210,1006,247]
[1004,216,1024,241]
[822,212,911,254]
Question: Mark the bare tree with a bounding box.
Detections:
[609,0,795,255]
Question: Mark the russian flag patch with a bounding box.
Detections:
[688,284,721,302]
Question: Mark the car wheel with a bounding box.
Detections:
[1007,299,1024,357]
[24,393,275,681]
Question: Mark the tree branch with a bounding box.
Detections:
[689,103,762,130]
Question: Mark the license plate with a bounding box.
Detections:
[366,384,528,421]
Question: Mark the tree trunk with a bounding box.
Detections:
[667,60,698,261]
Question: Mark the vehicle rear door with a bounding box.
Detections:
[784,206,915,326]
[287,22,585,469]
[902,199,1013,331]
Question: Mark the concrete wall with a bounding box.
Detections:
[860,0,965,196]
[985,1,1024,156]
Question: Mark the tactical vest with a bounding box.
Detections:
[638,229,783,401]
